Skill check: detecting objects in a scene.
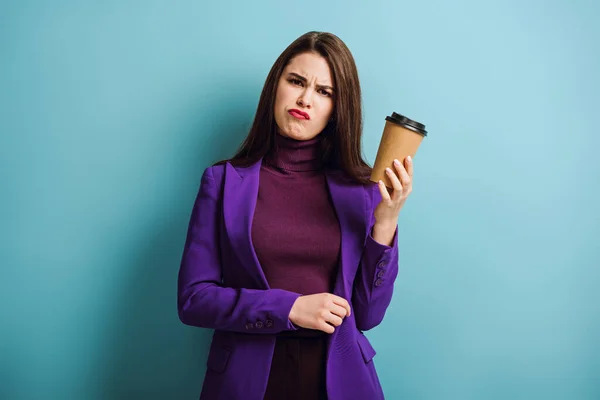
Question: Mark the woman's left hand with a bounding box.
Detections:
[373,156,413,225]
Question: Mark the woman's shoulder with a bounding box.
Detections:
[205,162,227,180]
[200,160,236,184]
[201,161,377,194]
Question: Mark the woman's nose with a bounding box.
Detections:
[297,95,311,108]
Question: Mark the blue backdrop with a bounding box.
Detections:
[1,1,598,399]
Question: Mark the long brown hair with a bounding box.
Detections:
[214,31,372,184]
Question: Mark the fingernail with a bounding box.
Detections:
[407,156,412,162]
[393,159,400,166]
[386,167,392,173]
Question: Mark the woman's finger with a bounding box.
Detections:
[330,295,351,316]
[329,303,349,319]
[386,167,403,198]
[405,155,414,179]
[394,159,411,189]
[319,320,335,334]
[324,311,344,327]
[378,180,392,200]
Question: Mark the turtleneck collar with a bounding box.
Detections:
[265,133,324,172]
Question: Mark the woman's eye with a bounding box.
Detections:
[288,78,331,97]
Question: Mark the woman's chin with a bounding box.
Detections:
[280,129,318,141]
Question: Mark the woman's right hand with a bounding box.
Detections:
[288,293,352,334]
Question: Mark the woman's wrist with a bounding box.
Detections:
[371,219,397,247]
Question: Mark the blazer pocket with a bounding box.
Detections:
[357,333,377,363]
[206,346,231,374]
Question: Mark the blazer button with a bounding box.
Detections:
[245,322,254,330]
[377,261,386,269]
[375,278,383,287]
[266,320,273,328]
[377,270,385,278]
[256,321,264,329]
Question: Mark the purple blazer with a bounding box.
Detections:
[177,157,399,399]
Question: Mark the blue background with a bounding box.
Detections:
[1,1,598,399]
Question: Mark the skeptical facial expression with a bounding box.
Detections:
[273,52,335,141]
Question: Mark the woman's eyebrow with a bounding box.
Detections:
[288,72,334,91]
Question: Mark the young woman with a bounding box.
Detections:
[177,31,413,400]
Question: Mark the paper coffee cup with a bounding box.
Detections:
[370,112,427,189]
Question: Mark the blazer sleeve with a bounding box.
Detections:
[351,183,400,331]
[177,166,302,334]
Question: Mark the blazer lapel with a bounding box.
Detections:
[223,160,269,289]
[324,169,369,298]
[222,158,369,296]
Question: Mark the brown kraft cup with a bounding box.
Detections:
[370,112,427,189]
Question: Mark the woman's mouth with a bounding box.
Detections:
[288,109,310,120]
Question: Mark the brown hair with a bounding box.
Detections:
[214,31,372,184]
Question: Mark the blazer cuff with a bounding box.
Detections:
[362,223,398,279]
[275,290,302,332]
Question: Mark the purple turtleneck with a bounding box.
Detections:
[251,133,341,300]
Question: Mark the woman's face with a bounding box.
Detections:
[273,52,335,141]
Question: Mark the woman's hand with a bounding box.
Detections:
[288,293,351,334]
[374,156,414,225]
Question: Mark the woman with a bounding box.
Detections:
[177,31,413,400]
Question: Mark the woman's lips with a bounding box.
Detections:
[288,109,310,120]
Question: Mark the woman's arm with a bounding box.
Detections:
[352,157,412,331]
[177,167,302,334]
[351,203,400,331]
